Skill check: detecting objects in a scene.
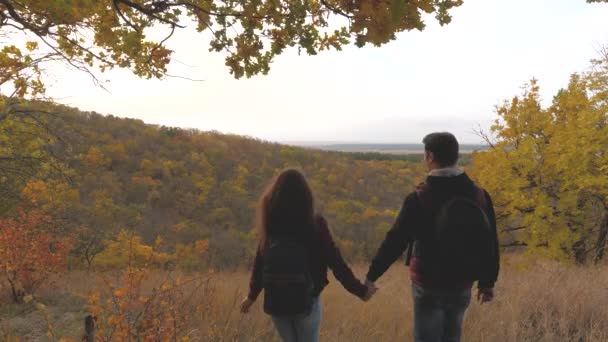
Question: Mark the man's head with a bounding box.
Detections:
[422,132,459,171]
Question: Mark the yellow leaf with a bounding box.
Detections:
[25,41,38,51]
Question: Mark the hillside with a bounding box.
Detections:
[2,103,438,270]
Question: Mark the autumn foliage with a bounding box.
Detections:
[94,230,171,270]
[1,103,426,271]
[472,55,608,264]
[0,209,71,303]
[82,235,213,341]
[0,0,464,102]
[85,268,196,341]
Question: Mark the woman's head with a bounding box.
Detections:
[257,168,315,249]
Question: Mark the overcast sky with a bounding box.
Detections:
[45,0,608,144]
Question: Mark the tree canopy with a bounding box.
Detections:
[0,0,464,98]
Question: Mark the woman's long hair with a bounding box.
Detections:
[256,169,316,252]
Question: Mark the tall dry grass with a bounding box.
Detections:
[1,256,607,341]
[200,256,608,342]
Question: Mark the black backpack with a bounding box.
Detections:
[407,185,495,281]
[262,236,315,316]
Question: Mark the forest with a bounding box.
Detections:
[2,101,431,275]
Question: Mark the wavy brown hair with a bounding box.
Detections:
[256,169,316,252]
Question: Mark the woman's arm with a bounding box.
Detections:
[317,216,368,299]
[247,247,264,301]
[241,247,264,314]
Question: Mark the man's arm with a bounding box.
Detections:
[366,192,420,283]
[478,190,500,289]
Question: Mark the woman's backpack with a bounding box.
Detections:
[262,234,315,316]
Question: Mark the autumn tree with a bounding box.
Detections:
[86,249,208,340]
[0,100,72,209]
[472,52,608,264]
[0,209,72,302]
[174,238,210,271]
[94,230,170,270]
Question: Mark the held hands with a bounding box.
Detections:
[240,297,254,314]
[362,279,378,302]
[241,280,380,312]
[476,287,494,304]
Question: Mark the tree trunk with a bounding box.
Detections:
[7,273,23,303]
[594,210,608,263]
[571,239,587,265]
[85,248,94,271]
[83,315,95,342]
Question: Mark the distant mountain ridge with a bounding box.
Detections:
[289,143,487,154]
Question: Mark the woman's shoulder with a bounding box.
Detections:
[313,214,332,238]
[313,213,328,228]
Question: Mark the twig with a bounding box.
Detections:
[148,24,176,64]
[115,0,186,28]
[113,0,141,32]
[164,74,205,82]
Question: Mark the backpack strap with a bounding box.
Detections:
[405,236,414,266]
[474,186,488,210]
[414,183,432,211]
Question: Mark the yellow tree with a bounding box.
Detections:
[472,54,608,263]
[94,229,170,269]
[0,100,69,209]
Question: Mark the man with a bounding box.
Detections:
[366,132,499,342]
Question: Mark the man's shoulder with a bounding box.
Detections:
[410,181,429,197]
[409,182,430,206]
[414,181,428,190]
[398,188,425,213]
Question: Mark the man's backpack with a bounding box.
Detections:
[262,236,315,316]
[407,185,495,281]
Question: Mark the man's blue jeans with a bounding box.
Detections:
[411,282,472,342]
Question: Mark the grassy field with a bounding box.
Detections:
[1,256,607,341]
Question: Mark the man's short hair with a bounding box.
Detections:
[422,132,459,167]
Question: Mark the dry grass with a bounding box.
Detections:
[1,256,607,341]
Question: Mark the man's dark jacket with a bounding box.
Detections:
[366,172,499,289]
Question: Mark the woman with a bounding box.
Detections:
[240,169,376,342]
